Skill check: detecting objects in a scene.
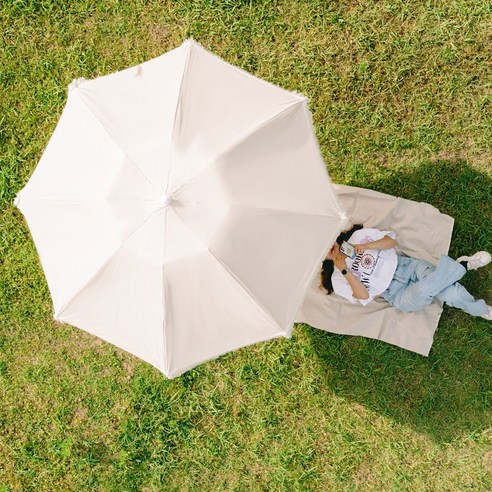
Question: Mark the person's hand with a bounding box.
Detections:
[333,251,347,271]
[354,243,367,255]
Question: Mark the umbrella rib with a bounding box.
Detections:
[190,40,306,103]
[169,99,304,198]
[161,207,171,375]
[207,247,286,336]
[74,89,162,197]
[226,203,346,220]
[211,206,347,338]
[167,207,285,334]
[54,242,124,320]
[55,206,165,320]
[164,39,193,197]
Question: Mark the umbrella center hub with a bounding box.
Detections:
[158,195,173,209]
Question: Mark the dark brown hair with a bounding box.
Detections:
[320,224,363,294]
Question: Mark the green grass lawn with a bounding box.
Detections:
[1,0,491,490]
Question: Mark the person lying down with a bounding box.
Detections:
[320,225,492,321]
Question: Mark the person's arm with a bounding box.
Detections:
[354,235,396,254]
[333,252,369,300]
[344,270,369,299]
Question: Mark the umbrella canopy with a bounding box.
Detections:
[14,40,346,378]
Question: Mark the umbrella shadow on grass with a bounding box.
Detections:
[304,159,492,443]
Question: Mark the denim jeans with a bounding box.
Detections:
[381,254,488,316]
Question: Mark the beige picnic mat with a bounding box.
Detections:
[295,184,455,356]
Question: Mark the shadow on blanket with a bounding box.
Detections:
[303,160,491,443]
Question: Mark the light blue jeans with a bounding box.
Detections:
[381,254,488,316]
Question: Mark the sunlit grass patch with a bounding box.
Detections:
[1,1,491,490]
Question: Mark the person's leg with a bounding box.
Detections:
[382,255,428,307]
[436,282,489,316]
[382,255,437,307]
[390,255,467,313]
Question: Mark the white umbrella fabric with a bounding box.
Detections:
[14,40,346,378]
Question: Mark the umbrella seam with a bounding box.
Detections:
[224,203,347,220]
[72,89,163,198]
[54,242,124,320]
[166,331,286,379]
[161,209,171,375]
[167,204,281,332]
[161,41,193,374]
[206,247,285,336]
[170,100,304,199]
[298,99,348,220]
[164,40,193,197]
[55,206,166,319]
[187,40,307,102]
[15,197,164,202]
[290,215,347,337]
[168,207,346,340]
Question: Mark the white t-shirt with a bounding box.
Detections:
[332,228,397,306]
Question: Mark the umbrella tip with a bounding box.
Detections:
[68,78,86,91]
[183,38,203,51]
[340,213,350,230]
